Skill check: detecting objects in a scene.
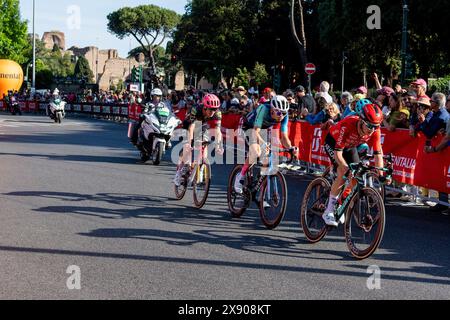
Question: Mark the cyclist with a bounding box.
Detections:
[174,93,224,186]
[234,95,299,194]
[322,103,389,227]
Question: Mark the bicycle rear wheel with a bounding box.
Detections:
[259,172,288,230]
[193,163,211,209]
[227,165,251,218]
[344,187,385,260]
[300,177,330,243]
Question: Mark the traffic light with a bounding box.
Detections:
[131,66,138,82]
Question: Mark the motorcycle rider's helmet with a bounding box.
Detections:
[53,88,60,96]
[151,88,163,97]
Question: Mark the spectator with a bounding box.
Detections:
[315,81,333,104]
[260,87,272,104]
[295,85,316,119]
[419,93,450,142]
[284,90,298,119]
[375,86,395,117]
[383,94,410,131]
[340,91,355,117]
[305,102,341,129]
[356,86,368,98]
[411,78,430,100]
[236,86,247,98]
[238,95,253,115]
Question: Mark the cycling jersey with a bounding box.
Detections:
[329,116,382,154]
[243,103,289,133]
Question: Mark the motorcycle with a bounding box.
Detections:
[49,99,66,124]
[10,101,22,116]
[138,104,181,165]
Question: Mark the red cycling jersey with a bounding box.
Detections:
[329,116,382,154]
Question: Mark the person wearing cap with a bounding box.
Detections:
[375,86,395,118]
[411,78,430,100]
[236,86,247,98]
[356,86,368,98]
[295,85,316,119]
[260,87,272,104]
[410,97,433,137]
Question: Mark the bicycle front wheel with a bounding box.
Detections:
[174,165,188,201]
[193,163,211,209]
[227,165,251,218]
[344,187,386,260]
[259,172,288,230]
[300,177,330,243]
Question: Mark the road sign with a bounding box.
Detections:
[305,63,316,75]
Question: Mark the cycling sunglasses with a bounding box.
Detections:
[271,109,287,118]
[362,119,380,131]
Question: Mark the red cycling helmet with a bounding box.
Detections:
[360,104,383,126]
[202,94,221,109]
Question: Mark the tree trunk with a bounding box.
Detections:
[290,0,308,85]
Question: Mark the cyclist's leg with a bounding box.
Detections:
[323,135,341,220]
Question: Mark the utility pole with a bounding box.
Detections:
[341,52,347,93]
[400,0,409,86]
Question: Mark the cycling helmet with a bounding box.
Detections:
[355,99,372,115]
[151,88,163,96]
[271,95,289,113]
[202,94,221,109]
[360,104,383,126]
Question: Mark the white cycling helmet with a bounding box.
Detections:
[53,88,60,96]
[271,95,289,113]
[151,88,163,96]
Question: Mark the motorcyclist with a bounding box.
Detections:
[48,88,63,118]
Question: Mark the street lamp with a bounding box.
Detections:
[31,0,36,94]
[400,0,409,86]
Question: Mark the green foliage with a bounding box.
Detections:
[107,4,180,77]
[235,67,251,89]
[74,56,94,83]
[0,0,30,63]
[429,76,450,94]
[252,62,269,86]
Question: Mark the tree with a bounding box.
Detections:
[0,0,30,63]
[74,56,94,83]
[172,0,261,89]
[107,5,180,86]
[252,62,269,87]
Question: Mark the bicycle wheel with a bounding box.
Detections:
[193,162,211,209]
[344,187,385,260]
[366,171,385,202]
[300,177,330,243]
[174,165,188,200]
[227,165,251,218]
[259,172,288,230]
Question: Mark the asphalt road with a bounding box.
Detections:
[0,114,449,300]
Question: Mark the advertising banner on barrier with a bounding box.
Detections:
[0,100,4,110]
[28,101,37,111]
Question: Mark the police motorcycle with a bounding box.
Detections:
[48,89,66,124]
[138,102,181,165]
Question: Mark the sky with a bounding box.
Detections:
[19,0,189,58]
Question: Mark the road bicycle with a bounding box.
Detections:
[300,157,393,260]
[227,147,296,230]
[174,140,213,209]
